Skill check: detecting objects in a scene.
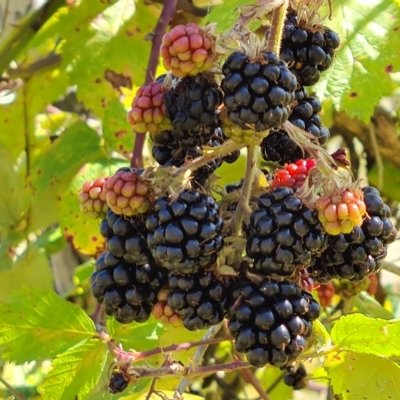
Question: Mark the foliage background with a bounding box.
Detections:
[0,0,400,399]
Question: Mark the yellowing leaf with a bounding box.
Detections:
[331,313,400,357]
[327,351,400,399]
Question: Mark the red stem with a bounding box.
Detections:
[130,0,177,168]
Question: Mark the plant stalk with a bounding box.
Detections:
[267,0,289,54]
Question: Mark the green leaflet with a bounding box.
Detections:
[317,0,400,122]
[40,339,108,400]
[0,248,53,302]
[326,351,400,399]
[107,317,164,351]
[0,286,95,363]
[331,313,400,357]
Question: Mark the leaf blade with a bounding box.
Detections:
[0,287,95,363]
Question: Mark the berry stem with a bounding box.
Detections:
[381,261,400,277]
[171,140,243,177]
[125,359,251,381]
[173,322,224,398]
[110,334,233,363]
[0,377,26,400]
[266,0,289,54]
[233,145,258,236]
[130,0,177,168]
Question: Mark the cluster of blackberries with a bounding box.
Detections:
[308,187,397,282]
[91,210,169,324]
[151,75,240,185]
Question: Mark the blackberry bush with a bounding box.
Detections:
[227,278,320,367]
[146,189,224,274]
[221,50,297,132]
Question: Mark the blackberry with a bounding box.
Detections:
[227,278,320,367]
[276,14,340,86]
[109,371,129,394]
[167,271,232,330]
[102,210,152,265]
[164,74,222,148]
[260,130,304,165]
[309,187,397,282]
[221,51,297,131]
[146,189,224,274]
[289,97,330,145]
[283,363,307,390]
[90,252,168,324]
[246,187,326,277]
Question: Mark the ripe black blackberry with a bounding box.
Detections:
[90,253,168,324]
[146,189,224,274]
[100,210,152,265]
[221,51,297,131]
[246,187,326,277]
[260,96,329,165]
[308,187,397,282]
[227,278,320,367]
[109,372,129,394]
[260,130,304,165]
[164,73,223,148]
[289,96,330,145]
[167,271,232,330]
[275,13,340,86]
[283,362,307,390]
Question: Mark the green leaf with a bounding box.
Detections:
[0,247,53,299]
[103,99,134,157]
[317,0,400,122]
[41,339,108,400]
[303,319,332,357]
[30,121,102,194]
[354,291,394,320]
[60,0,159,119]
[0,286,95,363]
[331,313,400,357]
[107,317,164,351]
[206,0,257,31]
[326,351,400,399]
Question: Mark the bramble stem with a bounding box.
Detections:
[233,145,258,236]
[267,0,289,54]
[131,0,177,168]
[0,376,26,400]
[171,140,243,177]
[174,322,224,398]
[110,335,233,363]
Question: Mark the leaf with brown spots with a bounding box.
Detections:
[319,0,400,122]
